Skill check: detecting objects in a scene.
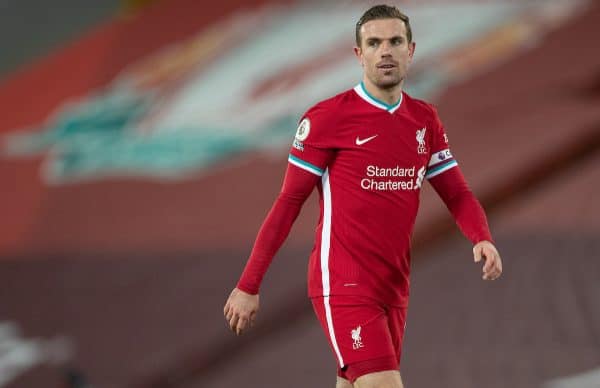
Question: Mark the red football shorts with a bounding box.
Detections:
[311,295,407,383]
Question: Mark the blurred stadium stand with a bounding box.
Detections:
[0,0,122,78]
[0,0,598,387]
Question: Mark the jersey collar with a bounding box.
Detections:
[354,81,403,113]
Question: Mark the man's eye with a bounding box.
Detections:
[368,41,378,47]
[392,39,402,45]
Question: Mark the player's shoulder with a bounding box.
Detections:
[302,88,357,121]
[402,91,438,118]
[295,89,355,144]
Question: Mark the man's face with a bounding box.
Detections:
[354,18,415,89]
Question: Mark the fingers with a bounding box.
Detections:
[236,317,248,335]
[482,248,502,281]
[473,242,503,281]
[227,311,252,335]
[473,245,483,263]
[224,302,253,335]
[229,312,239,332]
[482,249,494,273]
[224,288,260,335]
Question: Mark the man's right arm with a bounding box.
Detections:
[237,164,320,294]
[225,107,334,335]
[224,160,324,335]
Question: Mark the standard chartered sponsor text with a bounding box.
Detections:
[361,165,424,191]
[366,165,415,177]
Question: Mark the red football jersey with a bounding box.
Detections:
[287,83,458,307]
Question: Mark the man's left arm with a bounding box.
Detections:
[428,167,503,280]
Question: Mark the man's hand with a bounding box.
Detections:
[223,288,259,335]
[473,240,502,281]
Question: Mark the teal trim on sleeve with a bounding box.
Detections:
[426,159,458,178]
[288,154,324,176]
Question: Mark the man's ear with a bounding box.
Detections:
[408,41,416,62]
[354,46,363,67]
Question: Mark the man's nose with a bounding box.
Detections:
[379,41,392,56]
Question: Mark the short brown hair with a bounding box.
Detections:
[355,5,412,46]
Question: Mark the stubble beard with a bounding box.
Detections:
[369,70,403,91]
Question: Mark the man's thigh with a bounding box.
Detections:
[354,370,404,388]
[336,377,353,388]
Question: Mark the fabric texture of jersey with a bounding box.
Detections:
[290,83,459,307]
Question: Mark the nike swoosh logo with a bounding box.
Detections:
[356,135,378,145]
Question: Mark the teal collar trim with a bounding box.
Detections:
[356,81,402,112]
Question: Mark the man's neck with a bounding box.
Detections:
[362,78,403,106]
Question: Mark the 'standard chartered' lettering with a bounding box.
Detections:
[366,165,415,177]
[361,165,423,191]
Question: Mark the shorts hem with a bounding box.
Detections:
[337,355,398,383]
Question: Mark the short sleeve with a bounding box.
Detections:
[288,105,335,177]
[425,106,458,179]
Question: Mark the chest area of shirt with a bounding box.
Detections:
[337,114,431,165]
